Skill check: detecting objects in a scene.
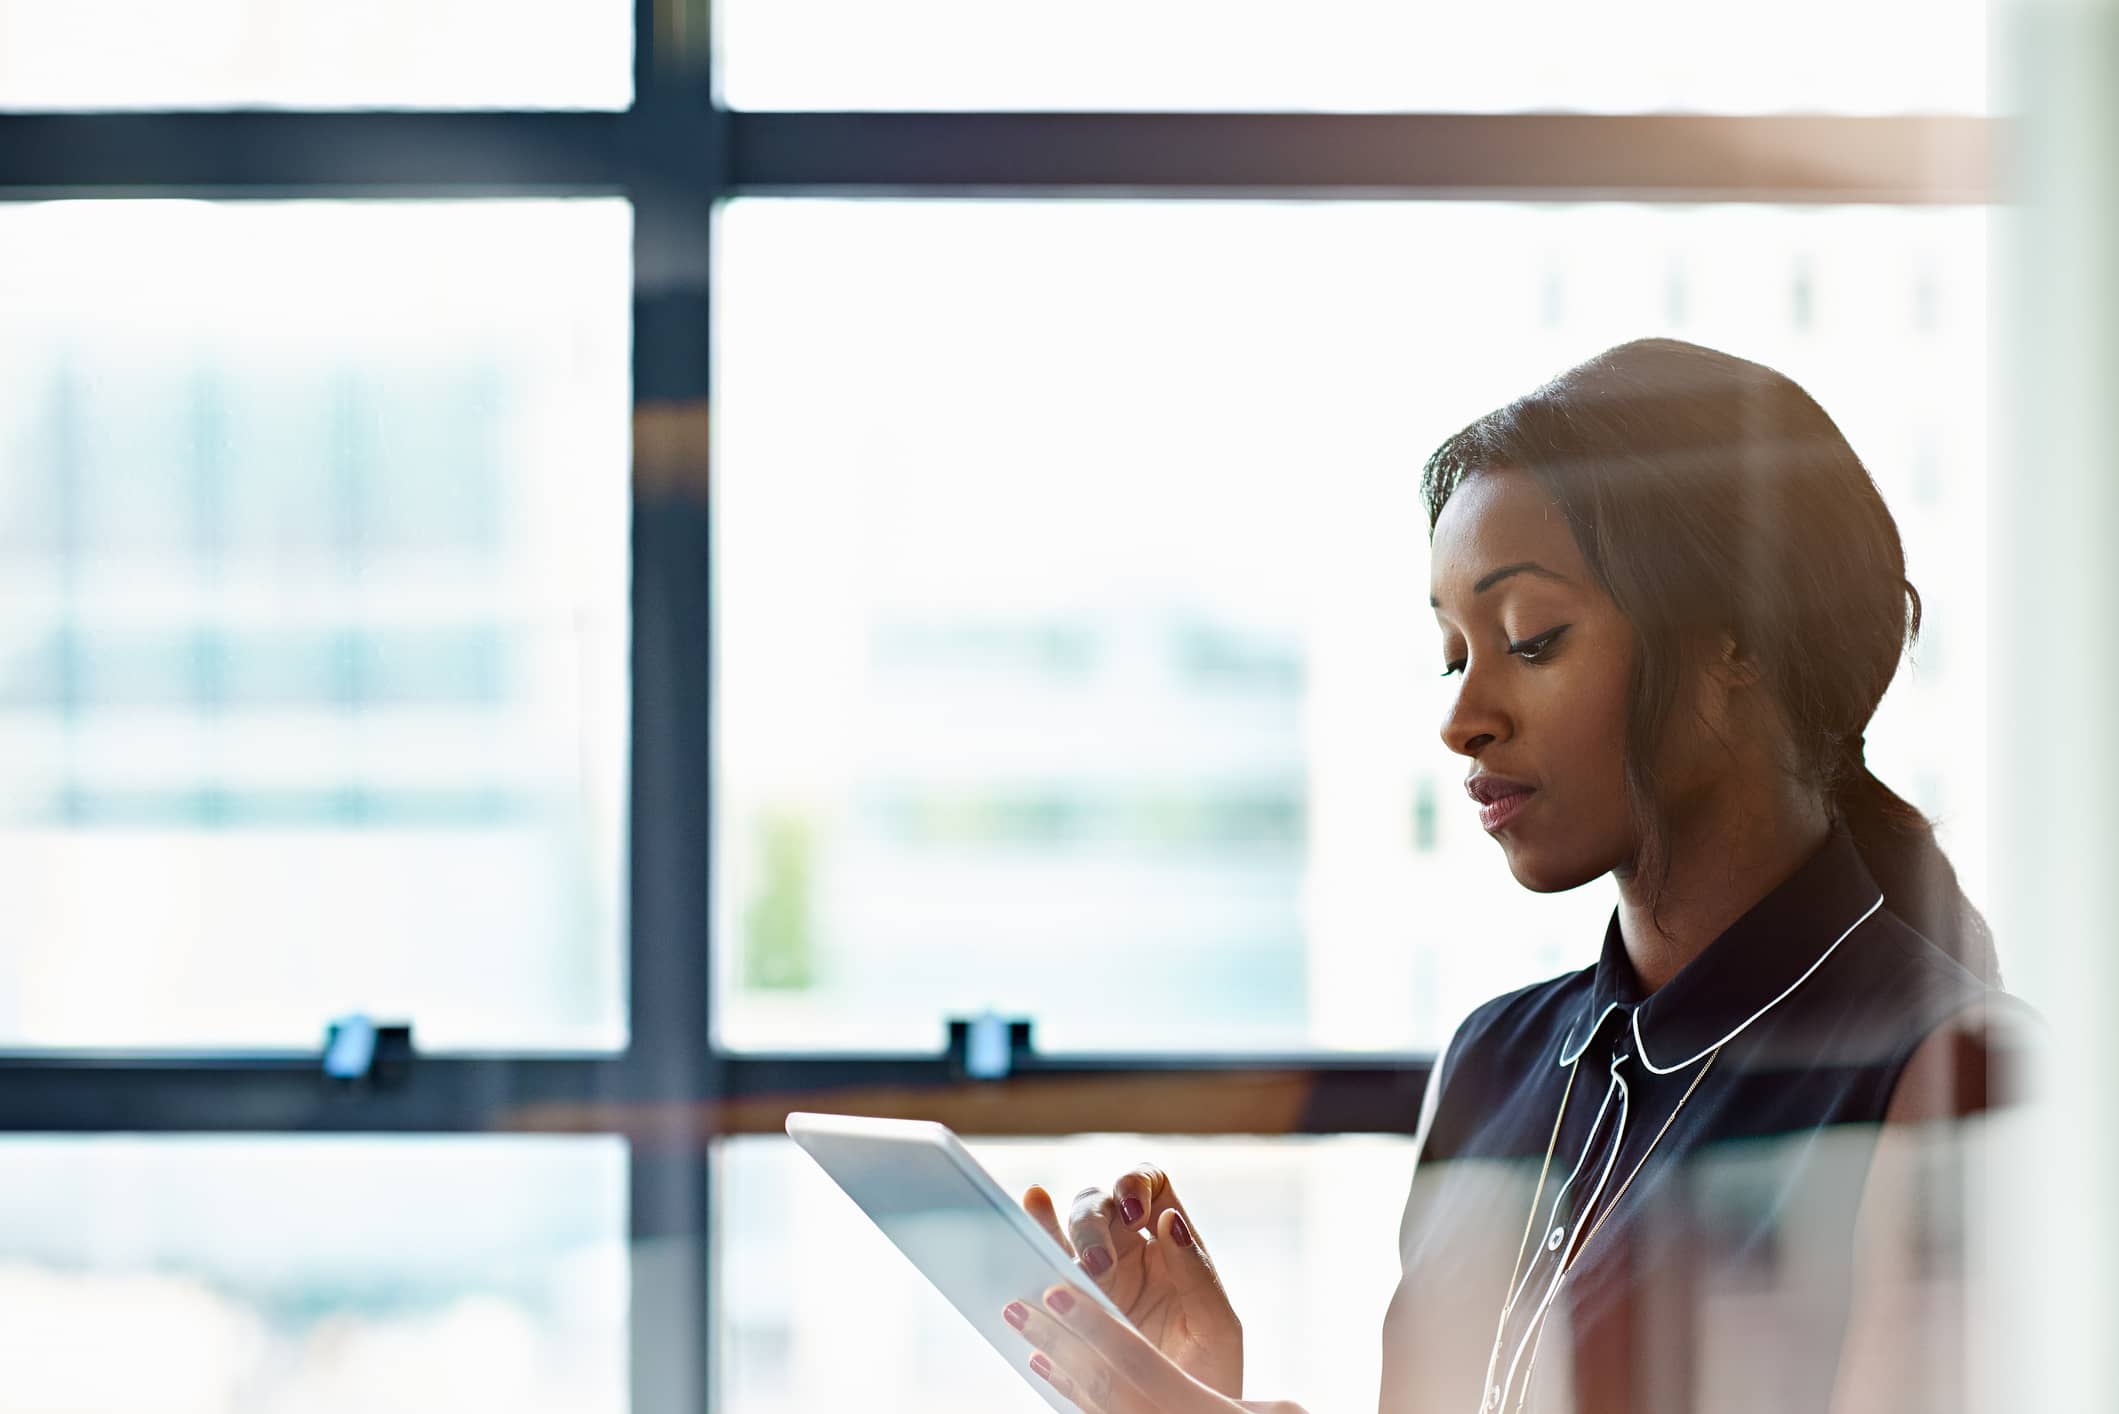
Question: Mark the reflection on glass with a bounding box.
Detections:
[0,0,632,110]
[719,0,1985,114]
[0,1136,627,1414]
[724,1124,1997,1414]
[716,1133,1416,1414]
[0,199,632,1050]
[713,200,1989,1053]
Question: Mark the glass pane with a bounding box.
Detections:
[0,1136,627,1413]
[723,1123,2000,1413]
[716,1133,1415,1414]
[0,199,632,1051]
[720,0,1986,113]
[0,0,631,110]
[713,199,1989,1053]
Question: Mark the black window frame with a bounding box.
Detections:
[0,6,1992,1411]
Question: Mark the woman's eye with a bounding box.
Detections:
[1438,625,1568,676]
[1507,624,1572,662]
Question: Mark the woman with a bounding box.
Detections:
[995,339,2023,1414]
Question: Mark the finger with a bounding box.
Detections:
[1151,1204,1227,1300]
[1006,1299,1123,1414]
[1038,1281,1204,1411]
[1066,1186,1123,1281]
[1030,1348,1100,1414]
[1023,1185,1075,1258]
[1111,1164,1211,1261]
[1087,1180,1152,1264]
[1010,1295,1204,1414]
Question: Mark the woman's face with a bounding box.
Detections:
[1428,470,1642,892]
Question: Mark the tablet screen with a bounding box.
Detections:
[786,1112,1130,1412]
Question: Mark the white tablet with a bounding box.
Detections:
[785,1111,1134,1412]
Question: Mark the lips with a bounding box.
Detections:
[1464,774,1533,805]
[1478,791,1535,832]
[1466,774,1537,833]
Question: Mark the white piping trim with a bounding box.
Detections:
[1500,1053,1631,1411]
[1480,1062,1622,1411]
[1556,1002,1625,1067]
[1479,1059,1602,1409]
[1505,1071,1619,1310]
[1630,892,1885,1075]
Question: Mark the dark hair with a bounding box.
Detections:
[1420,337,1998,984]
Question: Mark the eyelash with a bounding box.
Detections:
[1440,624,1572,677]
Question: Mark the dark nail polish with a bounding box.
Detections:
[1004,1301,1028,1330]
[1171,1212,1192,1247]
[1082,1244,1112,1277]
[1121,1196,1144,1225]
[1046,1287,1077,1314]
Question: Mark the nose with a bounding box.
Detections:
[1439,659,1509,759]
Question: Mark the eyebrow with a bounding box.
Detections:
[1429,561,1570,608]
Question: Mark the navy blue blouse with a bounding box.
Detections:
[1379,825,2006,1414]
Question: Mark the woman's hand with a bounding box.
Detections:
[1020,1167,1243,1399]
[1001,1278,1306,1414]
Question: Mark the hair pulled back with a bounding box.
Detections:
[1421,337,1998,984]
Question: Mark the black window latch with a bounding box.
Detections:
[322,1015,414,1089]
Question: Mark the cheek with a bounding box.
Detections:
[1644,670,1730,798]
[1547,656,1633,784]
[1509,650,1638,883]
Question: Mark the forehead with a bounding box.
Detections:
[1428,471,1590,601]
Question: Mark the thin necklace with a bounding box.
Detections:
[1477,1042,1723,1413]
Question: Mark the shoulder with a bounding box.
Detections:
[1440,965,1596,1085]
[1780,904,1998,1063]
[1844,907,2039,1121]
[1419,964,1595,1157]
[1848,905,1989,1011]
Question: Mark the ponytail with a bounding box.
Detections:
[1831,739,2001,986]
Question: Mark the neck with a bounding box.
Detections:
[1613,789,1833,993]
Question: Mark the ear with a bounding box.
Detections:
[1710,632,1764,689]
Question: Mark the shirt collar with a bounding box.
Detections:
[1558,824,1887,1073]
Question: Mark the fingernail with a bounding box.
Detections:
[1045,1287,1077,1315]
[1030,1353,1054,1380]
[1171,1212,1192,1247]
[1003,1301,1029,1330]
[1081,1244,1112,1277]
[1121,1196,1144,1225]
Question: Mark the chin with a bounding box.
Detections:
[1498,838,1611,894]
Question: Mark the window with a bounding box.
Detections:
[0,198,631,1051]
[0,0,633,110]
[719,0,1986,114]
[0,12,1995,1414]
[0,1136,626,1413]
[713,199,1989,1053]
